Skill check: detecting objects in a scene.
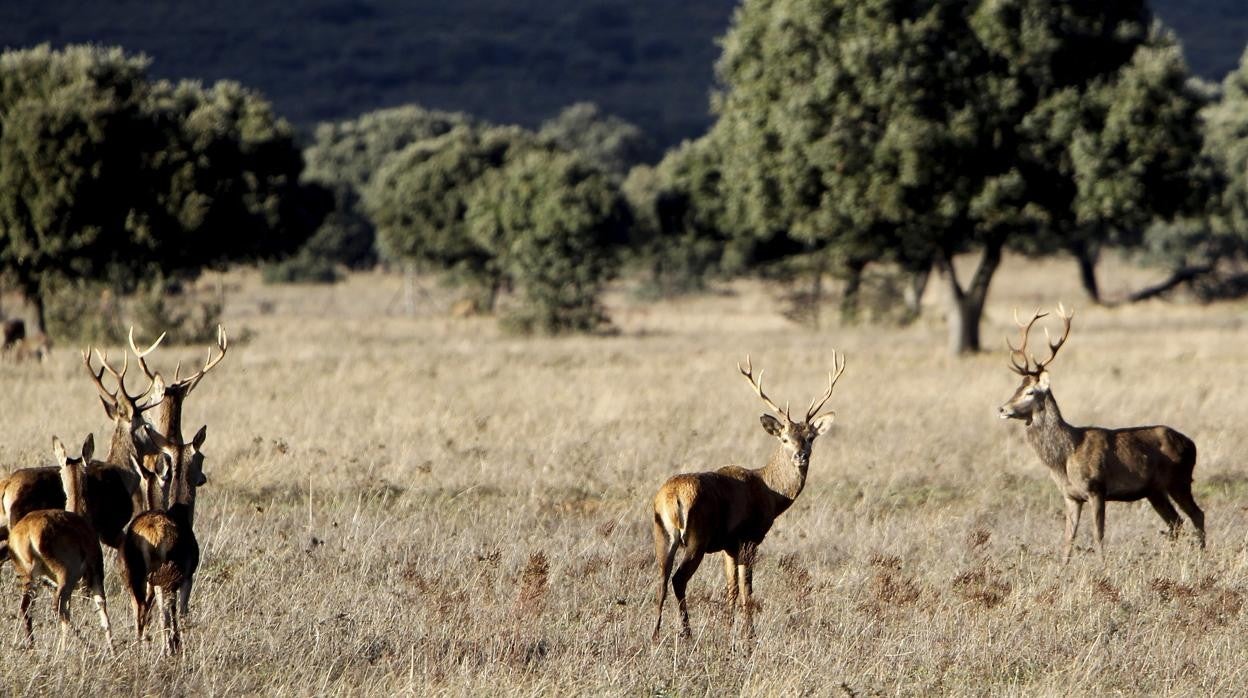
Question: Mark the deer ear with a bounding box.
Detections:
[192,425,207,449]
[811,413,836,435]
[101,396,119,421]
[81,434,95,463]
[52,436,67,466]
[1036,371,1051,392]
[760,414,784,437]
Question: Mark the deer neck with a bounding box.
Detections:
[150,398,183,443]
[1024,391,1078,471]
[60,464,86,517]
[759,448,808,505]
[106,421,139,465]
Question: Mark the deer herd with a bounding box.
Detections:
[651,304,1207,642]
[0,305,1211,651]
[0,325,225,654]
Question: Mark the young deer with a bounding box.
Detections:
[651,354,846,642]
[8,436,115,651]
[124,427,204,629]
[1,346,166,554]
[998,305,1205,562]
[123,426,204,654]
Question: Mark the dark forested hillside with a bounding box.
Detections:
[0,0,1242,147]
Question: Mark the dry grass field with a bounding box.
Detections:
[1,254,1247,696]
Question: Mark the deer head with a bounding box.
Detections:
[52,434,94,516]
[999,304,1073,423]
[129,453,175,512]
[738,353,845,469]
[140,423,209,498]
[128,325,228,439]
[83,346,165,462]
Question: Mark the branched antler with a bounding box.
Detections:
[738,354,790,421]
[1006,304,1074,376]
[805,350,846,422]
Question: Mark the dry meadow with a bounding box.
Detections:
[1,254,1247,696]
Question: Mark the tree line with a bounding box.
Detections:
[5,0,1248,351]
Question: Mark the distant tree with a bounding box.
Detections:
[623,133,735,294]
[714,0,1203,353]
[466,149,629,333]
[298,105,478,271]
[1016,33,1210,303]
[365,125,542,305]
[539,102,655,178]
[0,45,324,334]
[1203,47,1248,254]
[0,45,154,331]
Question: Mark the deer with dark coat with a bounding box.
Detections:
[998,305,1205,562]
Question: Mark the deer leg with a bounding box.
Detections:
[1146,493,1181,539]
[738,560,755,639]
[671,551,705,640]
[89,572,114,653]
[1089,494,1106,558]
[651,521,680,644]
[177,576,194,617]
[1062,498,1083,565]
[722,551,739,613]
[17,575,35,649]
[54,580,73,654]
[1167,485,1206,549]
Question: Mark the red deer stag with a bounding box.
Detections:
[8,436,115,651]
[651,353,846,642]
[1,345,168,558]
[128,325,227,453]
[998,305,1205,562]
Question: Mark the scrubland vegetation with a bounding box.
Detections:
[1,255,1246,695]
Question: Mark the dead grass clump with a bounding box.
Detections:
[860,553,921,611]
[1150,576,1197,602]
[952,565,1012,609]
[966,527,991,552]
[777,553,813,603]
[515,552,551,618]
[1092,576,1121,604]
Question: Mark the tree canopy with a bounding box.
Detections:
[712,0,1208,352]
[0,44,325,333]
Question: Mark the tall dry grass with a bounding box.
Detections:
[0,254,1246,696]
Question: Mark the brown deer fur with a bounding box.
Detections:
[0,348,168,554]
[999,306,1205,562]
[123,426,204,653]
[651,355,844,642]
[8,436,114,651]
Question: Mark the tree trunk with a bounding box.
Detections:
[903,264,930,319]
[937,240,1003,356]
[1072,241,1101,305]
[32,289,47,336]
[839,259,865,325]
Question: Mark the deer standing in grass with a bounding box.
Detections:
[998,305,1205,562]
[8,436,114,651]
[123,429,202,655]
[651,354,845,642]
[0,346,167,562]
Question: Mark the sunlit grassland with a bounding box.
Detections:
[1,253,1246,695]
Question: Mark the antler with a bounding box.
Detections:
[83,344,164,412]
[1034,303,1073,372]
[128,326,166,396]
[1006,305,1074,375]
[805,350,847,422]
[173,325,228,394]
[738,354,790,421]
